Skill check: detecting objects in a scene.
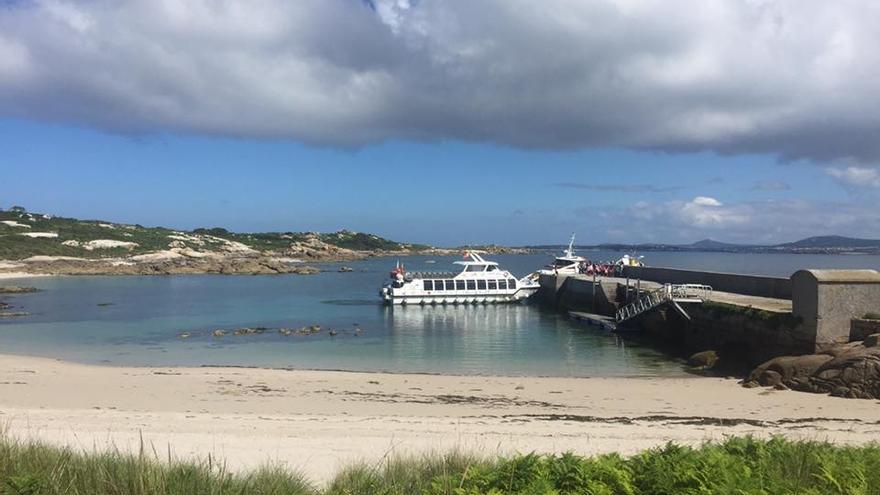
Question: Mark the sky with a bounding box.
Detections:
[1,0,879,246]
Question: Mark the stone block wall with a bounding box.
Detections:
[621,266,792,299]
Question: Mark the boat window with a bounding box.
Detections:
[498,280,507,290]
[508,279,516,289]
[554,259,575,267]
[466,265,485,272]
[423,280,433,291]
[487,265,497,271]
[456,280,466,290]
[433,280,443,291]
[445,280,455,290]
[477,280,487,290]
[466,280,476,290]
[488,280,497,290]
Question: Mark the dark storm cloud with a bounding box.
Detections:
[1,0,879,163]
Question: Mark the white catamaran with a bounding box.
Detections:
[379,252,539,305]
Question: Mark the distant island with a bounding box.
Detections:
[0,206,523,276]
[530,236,880,255]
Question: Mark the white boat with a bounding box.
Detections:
[617,254,645,267]
[539,234,587,275]
[379,251,539,305]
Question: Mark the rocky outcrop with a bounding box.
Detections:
[744,334,880,399]
[281,234,366,261]
[10,256,321,276]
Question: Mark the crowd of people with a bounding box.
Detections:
[577,260,620,277]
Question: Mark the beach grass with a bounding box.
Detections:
[1,435,879,494]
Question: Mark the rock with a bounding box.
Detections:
[278,328,293,336]
[745,343,880,399]
[0,286,39,294]
[329,330,338,337]
[338,266,354,272]
[233,327,266,336]
[687,350,719,369]
[212,329,226,337]
[863,333,880,348]
[746,354,833,387]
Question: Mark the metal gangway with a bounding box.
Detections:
[615,284,712,324]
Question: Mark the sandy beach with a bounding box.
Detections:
[1,353,878,484]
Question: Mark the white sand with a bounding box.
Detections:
[83,239,139,250]
[1,353,878,485]
[23,255,87,262]
[130,250,185,262]
[18,232,58,238]
[1,220,31,228]
[0,272,48,279]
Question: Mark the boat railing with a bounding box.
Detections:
[406,271,459,280]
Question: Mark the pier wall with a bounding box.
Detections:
[540,268,880,367]
[538,273,618,314]
[621,266,791,299]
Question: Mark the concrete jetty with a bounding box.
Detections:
[540,267,880,365]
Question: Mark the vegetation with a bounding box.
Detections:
[1,435,879,494]
[701,301,802,329]
[0,208,426,260]
[864,312,880,321]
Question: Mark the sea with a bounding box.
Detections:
[1,251,878,377]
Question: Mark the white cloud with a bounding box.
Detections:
[0,0,879,162]
[598,197,880,244]
[690,196,723,207]
[826,166,880,189]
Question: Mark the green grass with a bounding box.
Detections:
[1,435,880,494]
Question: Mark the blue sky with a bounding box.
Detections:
[0,118,862,246]
[1,1,879,246]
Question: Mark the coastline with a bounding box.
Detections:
[2,353,878,484]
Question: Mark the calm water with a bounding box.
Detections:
[1,251,878,377]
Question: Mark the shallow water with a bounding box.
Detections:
[1,251,877,376]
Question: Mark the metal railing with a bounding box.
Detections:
[615,284,712,323]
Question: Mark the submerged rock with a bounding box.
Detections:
[234,327,267,336]
[0,286,39,294]
[0,311,29,318]
[212,329,227,337]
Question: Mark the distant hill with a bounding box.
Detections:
[687,238,747,250]
[775,236,880,249]
[532,236,880,255]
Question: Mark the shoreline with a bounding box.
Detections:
[2,353,879,484]
[0,348,693,379]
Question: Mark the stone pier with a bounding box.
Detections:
[539,268,880,366]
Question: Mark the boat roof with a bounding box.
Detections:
[454,260,499,266]
[555,255,586,261]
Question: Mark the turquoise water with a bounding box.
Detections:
[1,252,878,376]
